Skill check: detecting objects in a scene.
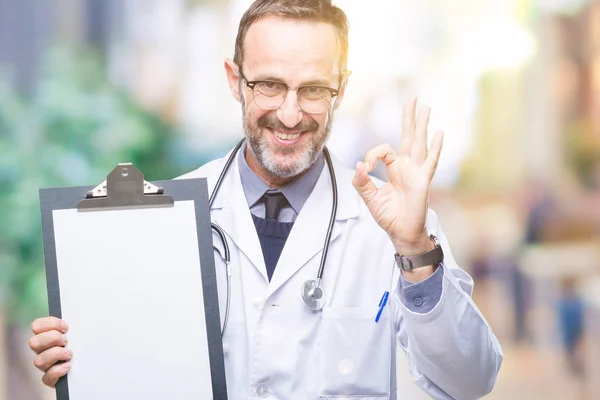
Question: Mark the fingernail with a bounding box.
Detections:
[62,334,68,344]
[64,362,72,371]
[61,320,69,332]
[65,348,73,356]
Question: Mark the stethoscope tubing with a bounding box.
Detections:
[209,138,337,335]
[211,223,231,335]
[316,146,338,283]
[209,139,243,336]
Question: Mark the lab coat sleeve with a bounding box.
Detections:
[393,210,503,400]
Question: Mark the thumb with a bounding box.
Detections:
[352,161,378,204]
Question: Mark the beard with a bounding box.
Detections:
[241,100,332,179]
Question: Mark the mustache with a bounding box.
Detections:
[257,113,319,133]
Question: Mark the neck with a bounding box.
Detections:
[244,146,297,188]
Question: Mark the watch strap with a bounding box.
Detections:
[395,234,444,272]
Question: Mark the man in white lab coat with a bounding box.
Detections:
[29,0,502,398]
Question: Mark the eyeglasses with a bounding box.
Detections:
[238,70,340,115]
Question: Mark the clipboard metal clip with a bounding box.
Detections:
[78,163,174,211]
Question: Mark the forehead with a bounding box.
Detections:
[242,16,341,83]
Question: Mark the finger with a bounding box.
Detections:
[399,96,417,156]
[411,106,431,164]
[364,143,398,172]
[29,330,69,354]
[423,131,444,180]
[352,161,378,204]
[42,361,71,388]
[31,317,68,335]
[34,346,73,372]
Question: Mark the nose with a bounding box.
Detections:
[276,90,303,128]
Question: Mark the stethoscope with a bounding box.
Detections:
[210,138,338,335]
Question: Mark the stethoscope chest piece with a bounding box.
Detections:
[301,279,326,311]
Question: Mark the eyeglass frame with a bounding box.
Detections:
[237,69,343,115]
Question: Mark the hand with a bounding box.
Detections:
[352,97,443,255]
[29,316,72,387]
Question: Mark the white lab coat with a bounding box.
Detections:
[178,148,502,400]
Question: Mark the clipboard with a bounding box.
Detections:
[40,163,227,399]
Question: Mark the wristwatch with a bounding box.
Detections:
[395,234,444,272]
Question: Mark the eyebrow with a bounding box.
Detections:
[250,74,332,87]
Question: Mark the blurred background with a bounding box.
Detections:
[1,0,599,398]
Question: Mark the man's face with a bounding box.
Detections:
[227,17,344,180]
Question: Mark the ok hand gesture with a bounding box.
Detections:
[352,97,443,279]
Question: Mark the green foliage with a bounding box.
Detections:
[0,47,189,323]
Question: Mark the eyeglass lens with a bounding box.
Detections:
[251,81,333,114]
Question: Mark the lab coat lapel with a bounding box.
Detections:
[268,156,360,296]
[209,155,268,282]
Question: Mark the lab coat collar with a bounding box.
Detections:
[209,147,360,220]
[209,146,361,289]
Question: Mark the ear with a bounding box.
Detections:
[224,58,241,103]
[333,70,352,111]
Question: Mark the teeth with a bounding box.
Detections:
[274,131,300,140]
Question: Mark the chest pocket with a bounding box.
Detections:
[318,306,391,399]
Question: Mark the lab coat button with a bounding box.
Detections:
[413,297,423,307]
[222,342,229,355]
[256,382,271,397]
[253,296,264,310]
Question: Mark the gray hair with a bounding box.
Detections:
[233,0,349,75]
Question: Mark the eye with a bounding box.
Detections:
[255,81,285,97]
[300,86,330,100]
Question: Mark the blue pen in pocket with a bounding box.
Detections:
[375,291,389,323]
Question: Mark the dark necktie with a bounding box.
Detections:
[262,192,288,221]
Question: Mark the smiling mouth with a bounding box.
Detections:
[273,131,301,140]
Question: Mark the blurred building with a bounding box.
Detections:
[1,0,600,399]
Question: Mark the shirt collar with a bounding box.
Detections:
[237,141,324,214]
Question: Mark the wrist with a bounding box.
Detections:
[394,233,443,283]
[392,232,433,256]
